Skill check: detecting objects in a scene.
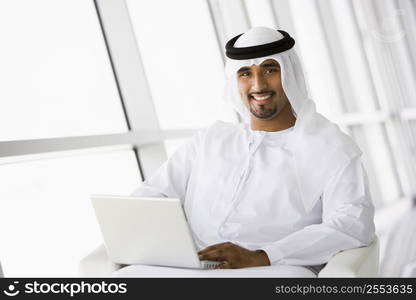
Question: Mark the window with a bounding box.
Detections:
[0,149,140,276]
[0,0,142,276]
[126,0,235,130]
[0,0,127,141]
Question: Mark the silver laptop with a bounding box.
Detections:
[91,195,222,269]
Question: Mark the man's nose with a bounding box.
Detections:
[252,73,267,92]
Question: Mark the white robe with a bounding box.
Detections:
[127,121,375,276]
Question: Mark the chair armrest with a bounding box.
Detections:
[79,244,123,277]
[401,260,416,277]
[318,237,379,277]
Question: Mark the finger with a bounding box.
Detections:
[198,242,229,255]
[197,242,231,255]
[198,249,227,262]
[215,262,231,269]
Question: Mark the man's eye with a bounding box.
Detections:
[239,72,250,77]
[266,68,279,74]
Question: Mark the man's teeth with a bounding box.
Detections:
[252,94,272,101]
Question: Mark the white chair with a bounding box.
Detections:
[79,237,379,277]
[380,208,416,277]
[401,260,416,277]
[318,236,379,277]
[0,261,4,277]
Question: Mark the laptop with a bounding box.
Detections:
[91,195,222,269]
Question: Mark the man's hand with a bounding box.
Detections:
[197,242,271,269]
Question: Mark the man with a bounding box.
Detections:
[128,27,375,277]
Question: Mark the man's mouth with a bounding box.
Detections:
[249,92,274,104]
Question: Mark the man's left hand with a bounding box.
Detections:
[197,242,271,269]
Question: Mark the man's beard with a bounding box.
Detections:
[248,93,289,120]
[249,104,279,120]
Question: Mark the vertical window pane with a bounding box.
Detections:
[0,0,128,141]
[126,0,236,129]
[327,0,380,112]
[244,0,276,28]
[0,149,140,276]
[287,0,344,118]
[409,120,416,167]
[350,124,401,207]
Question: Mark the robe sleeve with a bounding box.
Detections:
[259,156,376,266]
[130,129,204,202]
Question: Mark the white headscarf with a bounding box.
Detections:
[224,27,362,212]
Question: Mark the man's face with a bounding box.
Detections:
[237,59,289,120]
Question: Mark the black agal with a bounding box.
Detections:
[225,30,295,60]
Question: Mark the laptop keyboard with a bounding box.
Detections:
[202,260,223,269]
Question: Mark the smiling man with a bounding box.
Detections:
[237,59,295,130]
[128,27,376,277]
